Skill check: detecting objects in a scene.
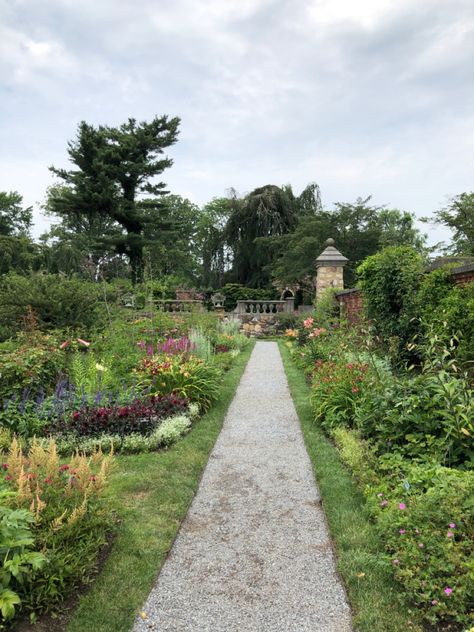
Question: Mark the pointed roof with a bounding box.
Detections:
[316,238,348,267]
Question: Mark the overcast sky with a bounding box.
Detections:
[1,0,473,247]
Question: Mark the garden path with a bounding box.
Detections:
[133,341,352,632]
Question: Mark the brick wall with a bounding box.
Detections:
[451,264,474,286]
[335,289,364,324]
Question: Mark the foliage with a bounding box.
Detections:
[313,287,340,326]
[189,328,212,362]
[197,197,233,288]
[48,116,180,284]
[47,394,189,439]
[310,360,370,429]
[0,236,41,276]
[2,438,113,615]
[426,191,474,255]
[369,465,474,628]
[0,333,66,403]
[272,198,426,286]
[225,183,321,287]
[0,492,46,624]
[136,354,221,410]
[0,192,32,237]
[0,273,111,341]
[357,246,425,359]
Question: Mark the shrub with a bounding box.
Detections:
[357,246,425,361]
[2,438,113,615]
[0,333,66,403]
[0,273,111,341]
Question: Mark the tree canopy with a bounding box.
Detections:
[425,192,474,255]
[48,116,180,284]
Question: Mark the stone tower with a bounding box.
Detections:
[315,238,348,300]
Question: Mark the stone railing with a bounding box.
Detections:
[152,300,205,313]
[235,299,294,315]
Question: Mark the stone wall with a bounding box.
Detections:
[315,266,344,299]
[238,313,281,336]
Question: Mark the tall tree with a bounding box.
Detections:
[143,194,201,282]
[0,191,32,236]
[48,116,180,284]
[197,197,233,288]
[225,183,321,287]
[425,192,474,255]
[271,198,426,287]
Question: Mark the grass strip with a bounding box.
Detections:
[67,341,255,632]
[278,341,423,632]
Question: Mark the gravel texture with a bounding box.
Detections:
[133,341,353,632]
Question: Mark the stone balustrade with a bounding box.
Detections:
[235,299,294,315]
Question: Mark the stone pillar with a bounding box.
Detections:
[315,238,348,301]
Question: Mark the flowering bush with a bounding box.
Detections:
[136,354,221,410]
[1,438,113,616]
[310,360,370,429]
[46,394,189,438]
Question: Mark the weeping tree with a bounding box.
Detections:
[48,116,180,284]
[225,183,322,287]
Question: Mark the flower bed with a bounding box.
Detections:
[285,317,474,629]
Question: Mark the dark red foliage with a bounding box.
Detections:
[47,394,189,438]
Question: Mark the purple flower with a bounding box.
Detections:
[447,531,454,538]
[398,503,406,510]
[444,587,453,596]
[431,600,438,606]
[399,529,406,534]
[449,522,456,529]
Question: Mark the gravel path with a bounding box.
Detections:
[133,341,352,632]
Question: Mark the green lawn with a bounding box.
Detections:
[278,341,424,632]
[67,341,254,632]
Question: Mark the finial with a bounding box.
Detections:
[325,238,335,247]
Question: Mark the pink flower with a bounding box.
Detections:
[77,338,90,347]
[60,340,70,349]
[303,317,314,329]
[392,559,400,565]
[1,464,8,470]
[444,587,453,596]
[449,522,456,529]
[447,531,454,538]
[431,599,438,605]
[399,529,406,534]
[377,493,384,498]
[380,500,388,507]
[398,503,406,510]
